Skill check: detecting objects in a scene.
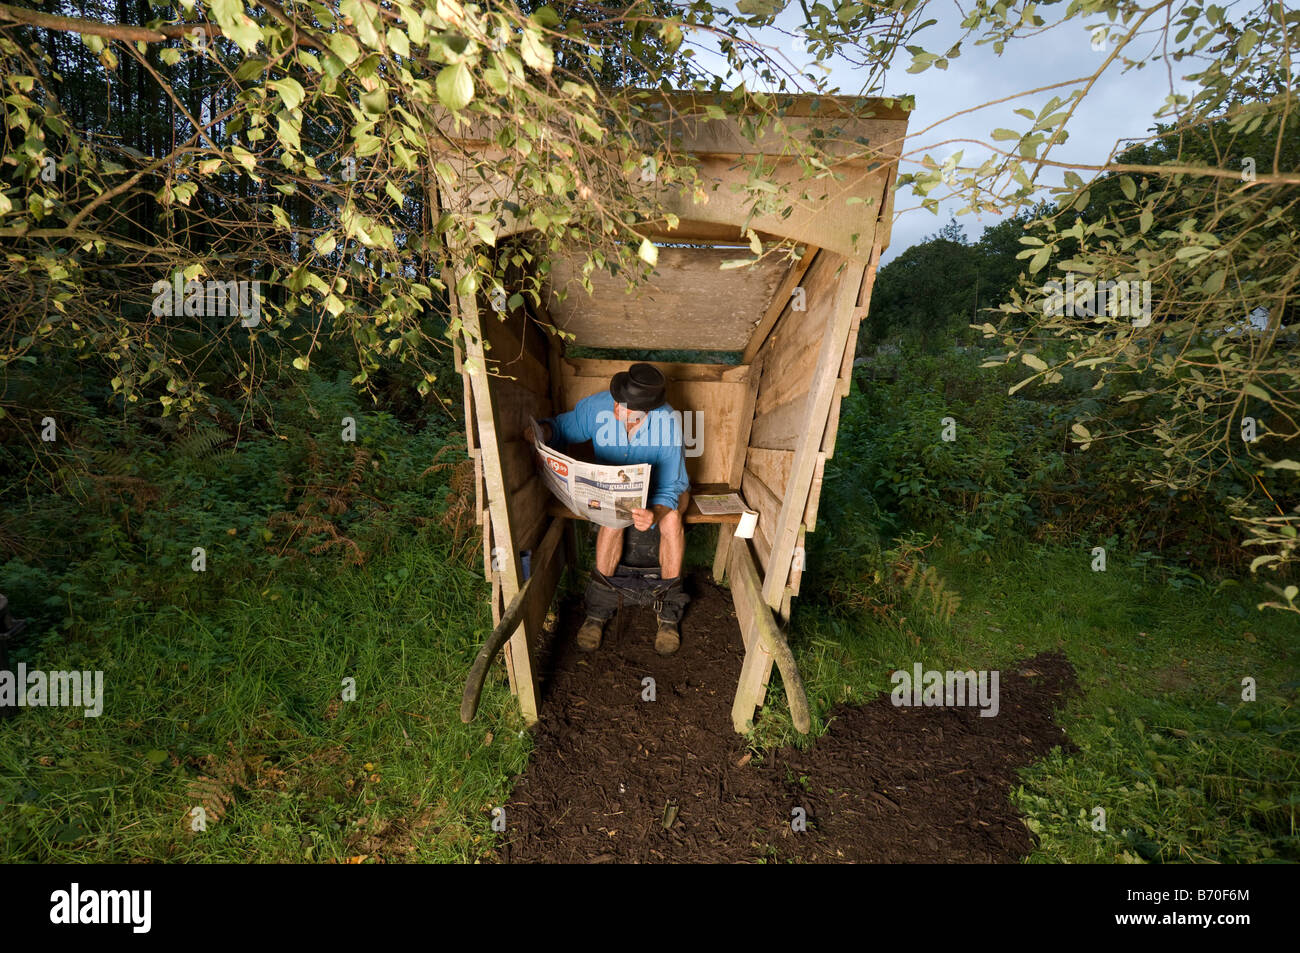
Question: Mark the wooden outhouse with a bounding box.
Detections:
[444,92,908,733]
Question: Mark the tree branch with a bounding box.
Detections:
[0,2,222,42]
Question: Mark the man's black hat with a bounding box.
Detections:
[610,362,667,412]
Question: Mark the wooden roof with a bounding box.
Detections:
[544,245,796,351]
[436,90,909,264]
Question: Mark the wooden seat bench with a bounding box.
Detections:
[544,482,744,526]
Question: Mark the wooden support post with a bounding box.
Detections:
[461,518,566,722]
[712,525,732,584]
[728,537,811,734]
[456,267,540,725]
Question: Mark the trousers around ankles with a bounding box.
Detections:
[583,567,689,625]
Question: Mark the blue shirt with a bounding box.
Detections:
[541,391,690,510]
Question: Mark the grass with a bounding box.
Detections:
[0,533,538,862]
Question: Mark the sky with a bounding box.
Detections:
[686,1,1201,262]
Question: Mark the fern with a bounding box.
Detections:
[891,537,962,624]
[172,424,231,462]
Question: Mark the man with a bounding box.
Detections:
[528,363,690,655]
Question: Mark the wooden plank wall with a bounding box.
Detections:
[741,248,856,582]
[557,357,750,488]
[456,248,566,725]
[477,276,556,559]
[727,245,880,730]
[546,247,790,351]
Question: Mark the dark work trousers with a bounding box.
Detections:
[582,523,689,625]
[584,567,690,625]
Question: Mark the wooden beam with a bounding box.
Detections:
[740,465,784,571]
[788,524,806,597]
[457,271,540,725]
[746,447,793,498]
[728,537,811,734]
[802,452,826,533]
[727,351,764,490]
[560,357,749,384]
[742,249,818,365]
[712,525,732,585]
[461,518,565,723]
[752,251,846,417]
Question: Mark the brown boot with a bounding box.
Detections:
[654,620,680,656]
[576,616,606,652]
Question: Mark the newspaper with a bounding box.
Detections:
[529,417,650,528]
[692,492,747,516]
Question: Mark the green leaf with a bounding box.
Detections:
[276,115,300,151]
[483,65,507,94]
[386,27,410,57]
[360,87,387,114]
[269,77,304,110]
[436,62,474,111]
[1243,382,1271,403]
[314,233,337,256]
[328,32,361,66]
[1265,459,1300,471]
[212,0,262,54]
[342,0,380,48]
[1119,175,1136,200]
[991,128,1020,141]
[400,3,425,44]
[521,27,554,74]
[160,47,182,66]
[638,238,658,267]
[1028,246,1050,274]
[230,144,256,173]
[292,356,310,371]
[1139,208,1153,233]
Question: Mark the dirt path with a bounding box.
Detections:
[496,568,1077,863]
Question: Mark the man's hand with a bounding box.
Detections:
[632,504,673,532]
[522,421,551,444]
